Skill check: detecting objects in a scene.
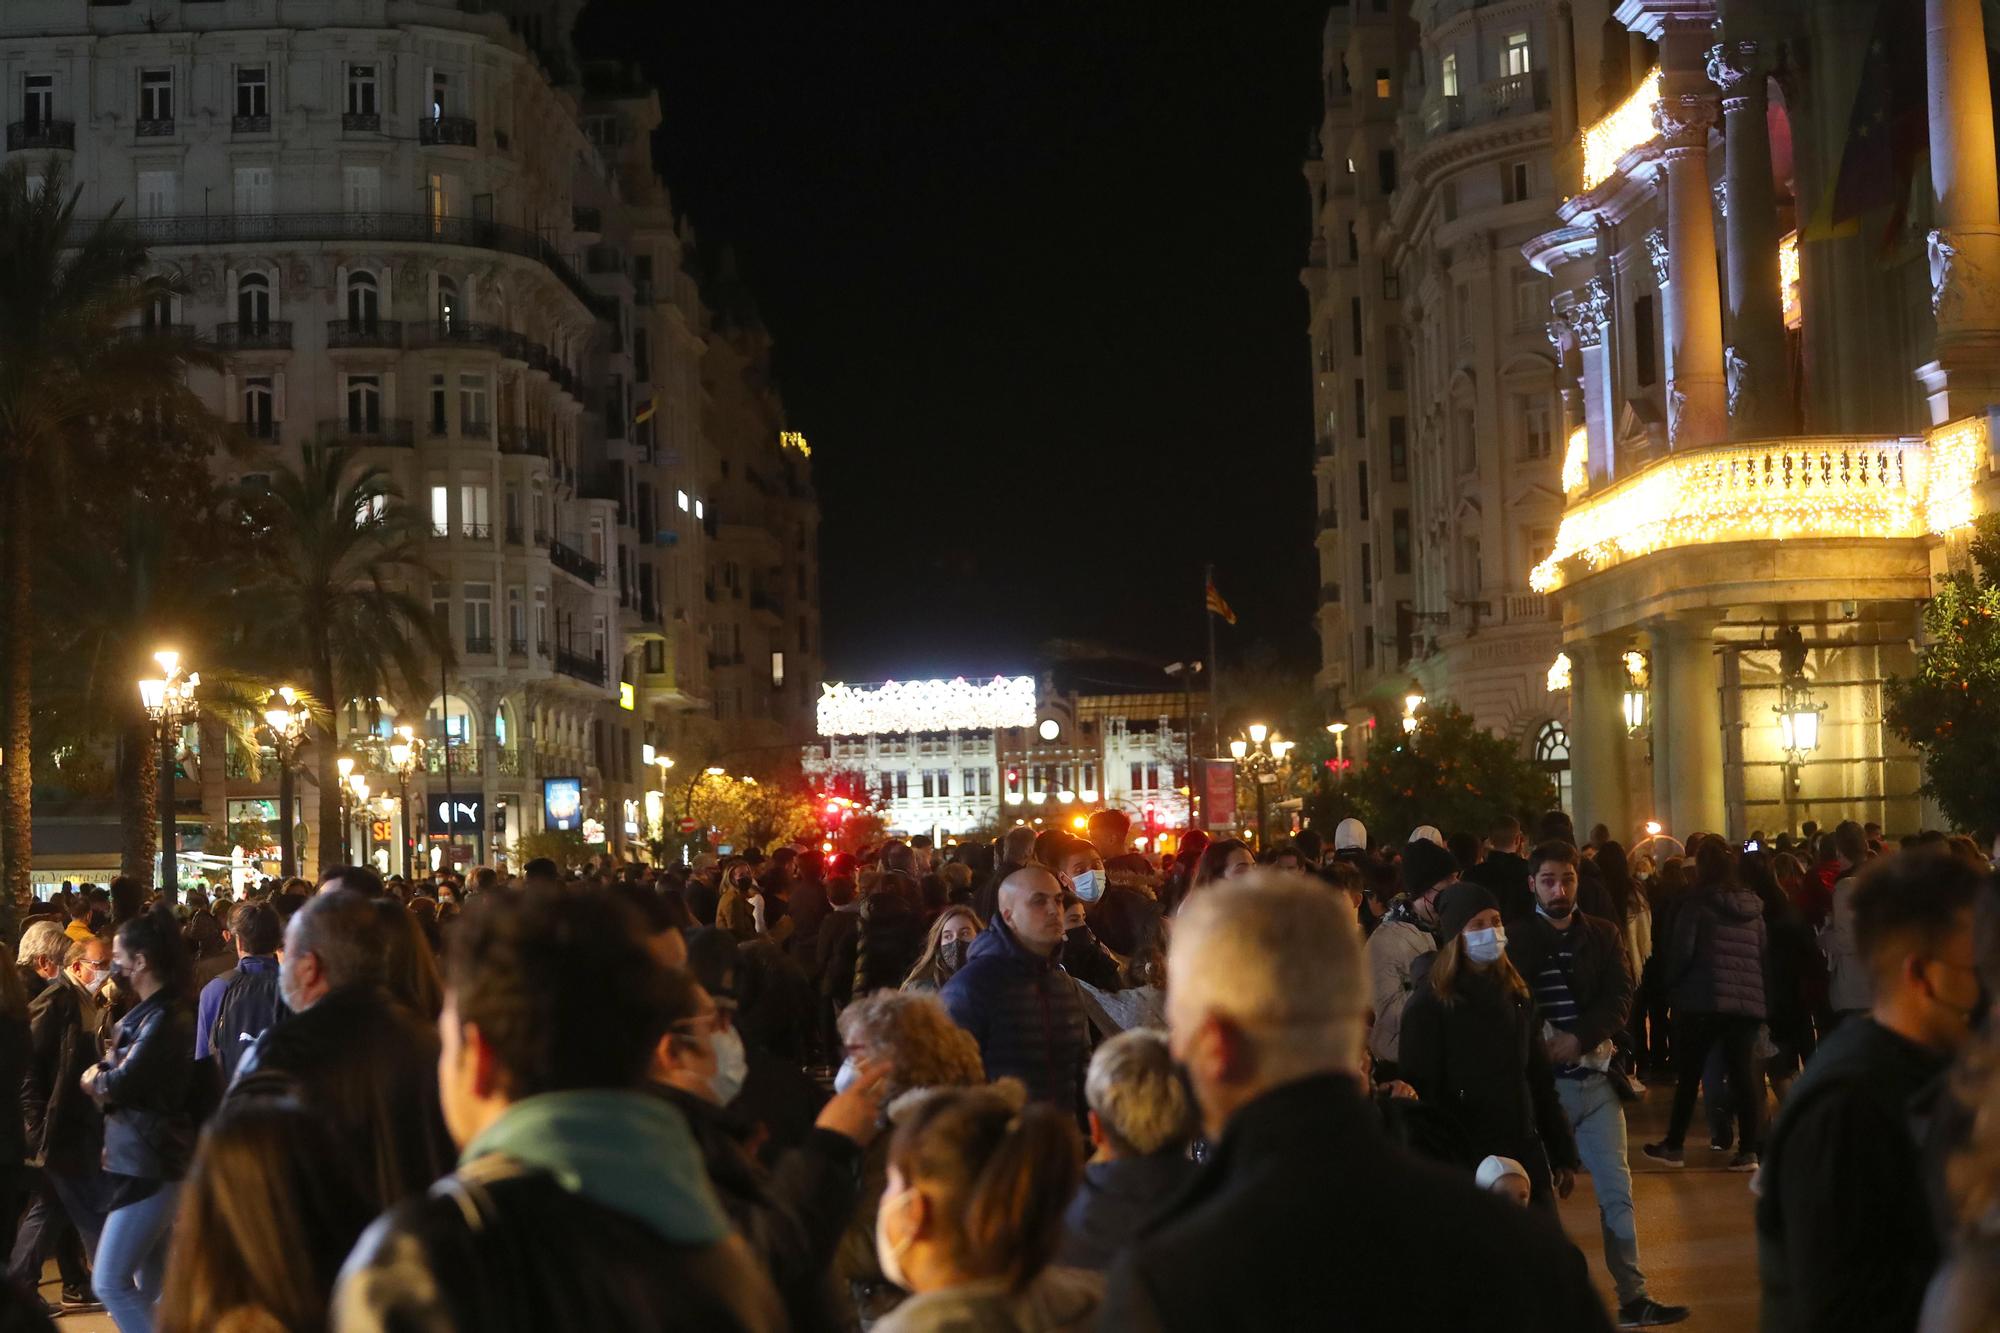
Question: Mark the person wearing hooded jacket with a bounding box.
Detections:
[1398,882,1580,1214]
[940,866,1090,1118]
[1364,838,1457,1082]
[1644,839,1768,1170]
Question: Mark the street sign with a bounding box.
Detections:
[677,816,700,834]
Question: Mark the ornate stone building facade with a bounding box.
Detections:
[3,0,819,873]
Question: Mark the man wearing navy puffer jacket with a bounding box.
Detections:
[940,864,1089,1119]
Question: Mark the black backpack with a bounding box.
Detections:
[211,965,285,1084]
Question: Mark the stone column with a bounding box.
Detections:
[1569,276,1614,481]
[1570,638,1636,843]
[1552,2,1580,146]
[1917,0,2000,422]
[1655,615,1727,837]
[1707,39,1791,437]
[1652,91,1728,450]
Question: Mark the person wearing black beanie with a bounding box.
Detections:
[1364,840,1462,1083]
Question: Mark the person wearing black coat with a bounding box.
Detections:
[84,910,197,1333]
[1399,883,1579,1212]
[852,882,925,998]
[9,937,108,1308]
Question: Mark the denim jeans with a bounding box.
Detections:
[96,1184,180,1333]
[5,1164,96,1290]
[1557,1073,1647,1308]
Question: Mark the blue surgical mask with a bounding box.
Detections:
[1072,869,1102,904]
[1464,926,1506,965]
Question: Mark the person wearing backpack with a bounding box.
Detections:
[194,901,282,1084]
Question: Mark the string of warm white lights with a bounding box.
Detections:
[1528,420,1988,592]
[1547,652,1572,693]
[1561,425,1589,495]
[1581,67,1662,191]
[817,676,1037,737]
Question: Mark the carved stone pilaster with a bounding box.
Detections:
[1705,40,1766,109]
[1572,276,1611,349]
[1645,229,1671,287]
[1725,346,1748,417]
[1652,94,1718,152]
[1713,178,1728,218]
[1929,229,1960,317]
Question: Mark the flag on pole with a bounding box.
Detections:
[1205,579,1237,625]
[634,393,659,424]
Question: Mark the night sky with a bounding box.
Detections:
[575,2,1331,682]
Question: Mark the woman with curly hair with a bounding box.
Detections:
[833,992,986,1327]
[901,907,982,995]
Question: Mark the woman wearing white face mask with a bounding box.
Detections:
[902,907,982,995]
[1398,881,1580,1214]
[651,968,889,1331]
[870,1083,1097,1332]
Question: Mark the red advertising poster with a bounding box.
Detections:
[1199,759,1237,831]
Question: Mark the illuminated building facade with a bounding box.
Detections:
[1519,0,2000,838]
[5,0,819,871]
[804,675,1202,848]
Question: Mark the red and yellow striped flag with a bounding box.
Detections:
[1205,579,1236,625]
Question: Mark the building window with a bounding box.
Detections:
[1519,395,1553,458]
[1375,67,1392,99]
[429,69,451,120]
[234,67,269,121]
[1508,160,1532,204]
[242,376,274,436]
[430,485,449,537]
[458,374,488,433]
[23,74,54,126]
[1511,268,1544,329]
[1361,544,1374,603]
[463,583,493,651]
[1392,509,1411,574]
[1441,52,1459,98]
[1357,461,1371,521]
[1377,149,1398,195]
[1350,297,1363,355]
[347,270,379,326]
[436,274,458,327]
[232,165,271,214]
[136,169,176,220]
[347,64,378,116]
[1389,416,1408,482]
[139,70,173,124]
[460,483,489,538]
[1346,222,1359,263]
[1354,379,1368,436]
[1634,294,1659,388]
[345,375,381,432]
[236,273,271,328]
[1364,625,1376,667]
[1504,32,1532,77]
[343,165,380,214]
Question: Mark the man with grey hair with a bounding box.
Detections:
[16,920,72,1000]
[1102,871,1610,1331]
[1057,1028,1196,1270]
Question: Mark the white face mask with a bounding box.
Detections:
[874,1185,918,1291]
[708,1026,748,1105]
[833,1058,861,1095]
[1071,870,1102,904]
[79,965,110,997]
[1463,926,1506,965]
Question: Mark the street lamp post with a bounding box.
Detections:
[1230,724,1293,851]
[335,755,356,865]
[136,650,199,898]
[262,686,310,879]
[387,726,425,880]
[347,773,371,865]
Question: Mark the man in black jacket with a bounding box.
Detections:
[331,885,784,1333]
[231,889,451,1209]
[1103,871,1610,1332]
[1058,1027,1196,1271]
[1465,815,1535,920]
[1758,851,1983,1333]
[1507,841,1688,1329]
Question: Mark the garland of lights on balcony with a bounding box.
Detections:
[1580,67,1662,191]
[817,676,1038,737]
[1528,418,1988,593]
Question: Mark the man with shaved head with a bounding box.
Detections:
[941,864,1090,1116]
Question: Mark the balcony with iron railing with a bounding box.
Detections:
[213,320,293,350]
[326,318,403,349]
[119,323,199,343]
[1476,70,1548,120]
[404,319,512,352]
[554,646,607,685]
[73,213,617,321]
[342,111,381,133]
[418,114,478,147]
[507,636,529,656]
[504,524,524,546]
[8,120,74,151]
[1529,421,1989,593]
[464,635,494,655]
[548,539,604,585]
[242,420,281,444]
[135,117,174,138]
[318,416,414,446]
[232,113,272,135]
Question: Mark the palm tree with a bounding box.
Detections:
[0,157,223,914]
[245,444,449,874]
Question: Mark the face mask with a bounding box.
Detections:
[708,1026,748,1105]
[941,938,968,974]
[1464,926,1506,965]
[1072,870,1102,904]
[81,967,110,996]
[834,1058,861,1095]
[874,1186,918,1291]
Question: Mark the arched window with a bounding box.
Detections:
[436,275,458,329]
[347,270,379,327]
[1535,720,1572,816]
[236,272,271,329]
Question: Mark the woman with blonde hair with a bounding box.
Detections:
[1398,882,1577,1213]
[902,907,982,995]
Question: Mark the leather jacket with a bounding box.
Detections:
[22,974,103,1168]
[93,992,195,1181]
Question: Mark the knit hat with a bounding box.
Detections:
[1408,824,1446,848]
[1333,817,1368,852]
[1435,881,1499,942]
[1399,838,1460,897]
[1475,1155,1530,1192]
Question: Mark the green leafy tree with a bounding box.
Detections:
[515,828,591,870]
[1303,702,1556,845]
[242,444,448,874]
[0,158,224,913]
[1885,516,2000,833]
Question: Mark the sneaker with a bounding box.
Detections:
[59,1286,103,1314]
[1728,1151,1760,1173]
[1709,1129,1734,1152]
[1619,1297,1692,1327]
[1642,1141,1684,1167]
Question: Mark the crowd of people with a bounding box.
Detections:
[0,803,1991,1331]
